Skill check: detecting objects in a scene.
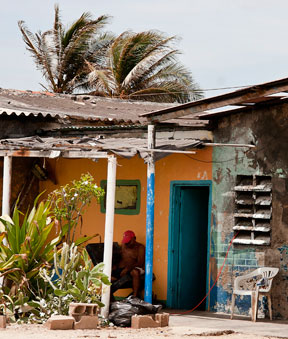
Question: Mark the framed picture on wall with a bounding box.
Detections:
[100,179,141,215]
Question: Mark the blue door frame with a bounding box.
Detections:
[167,180,212,309]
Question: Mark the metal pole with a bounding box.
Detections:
[101,155,117,318]
[144,125,155,303]
[2,156,12,217]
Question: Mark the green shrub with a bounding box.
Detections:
[48,173,105,245]
[0,197,60,299]
[38,243,110,319]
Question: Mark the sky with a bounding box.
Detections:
[1,0,288,97]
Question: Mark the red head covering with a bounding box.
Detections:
[122,230,135,244]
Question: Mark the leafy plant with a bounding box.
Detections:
[39,243,110,318]
[0,287,40,323]
[48,173,105,245]
[0,197,60,299]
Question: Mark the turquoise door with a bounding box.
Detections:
[167,182,211,309]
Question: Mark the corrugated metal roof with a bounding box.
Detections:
[0,89,211,128]
[0,135,203,161]
[0,89,175,125]
[49,125,144,132]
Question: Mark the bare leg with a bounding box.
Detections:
[130,268,141,297]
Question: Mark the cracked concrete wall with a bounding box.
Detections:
[210,102,288,319]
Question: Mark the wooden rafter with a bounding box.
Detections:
[141,77,288,122]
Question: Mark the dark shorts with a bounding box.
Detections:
[112,267,145,279]
[112,267,125,280]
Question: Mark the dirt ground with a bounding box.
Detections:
[0,324,285,339]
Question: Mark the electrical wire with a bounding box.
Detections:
[170,232,239,315]
[184,145,266,164]
[84,84,252,99]
[127,84,251,97]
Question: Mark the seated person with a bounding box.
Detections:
[111,230,145,298]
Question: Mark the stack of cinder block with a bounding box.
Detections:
[44,303,99,330]
[0,315,6,329]
[69,302,99,329]
[131,313,169,329]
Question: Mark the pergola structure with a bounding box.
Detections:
[0,132,204,317]
[1,149,116,317]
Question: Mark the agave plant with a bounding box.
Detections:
[85,30,203,103]
[0,197,60,298]
[18,5,111,93]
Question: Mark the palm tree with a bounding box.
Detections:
[18,5,111,93]
[84,30,203,103]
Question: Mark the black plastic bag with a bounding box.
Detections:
[108,296,162,327]
[126,295,162,314]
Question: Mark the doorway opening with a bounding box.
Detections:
[167,181,211,310]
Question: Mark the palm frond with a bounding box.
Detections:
[81,60,115,95]
[138,66,203,102]
[18,21,45,68]
[122,49,178,90]
[18,21,57,91]
[116,31,175,85]
[19,7,110,93]
[58,15,110,91]
[86,29,202,103]
[109,31,131,85]
[53,5,63,66]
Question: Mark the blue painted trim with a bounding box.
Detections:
[167,180,212,309]
[206,183,212,310]
[144,172,155,303]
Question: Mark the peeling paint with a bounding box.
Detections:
[211,105,288,319]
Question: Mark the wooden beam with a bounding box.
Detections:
[203,143,255,148]
[137,148,196,154]
[0,149,109,158]
[141,77,288,122]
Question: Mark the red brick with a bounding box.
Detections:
[44,315,75,330]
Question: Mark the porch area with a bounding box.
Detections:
[169,310,288,337]
[1,311,288,338]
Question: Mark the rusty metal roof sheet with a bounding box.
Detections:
[0,135,202,161]
[0,88,175,125]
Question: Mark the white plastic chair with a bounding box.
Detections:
[231,267,279,322]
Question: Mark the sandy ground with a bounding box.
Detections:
[0,324,284,339]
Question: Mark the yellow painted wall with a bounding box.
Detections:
[40,147,212,301]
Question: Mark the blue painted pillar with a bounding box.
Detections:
[144,125,155,303]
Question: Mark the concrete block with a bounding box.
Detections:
[44,315,75,330]
[69,302,98,317]
[131,314,159,329]
[155,313,169,327]
[74,315,99,329]
[0,315,6,328]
